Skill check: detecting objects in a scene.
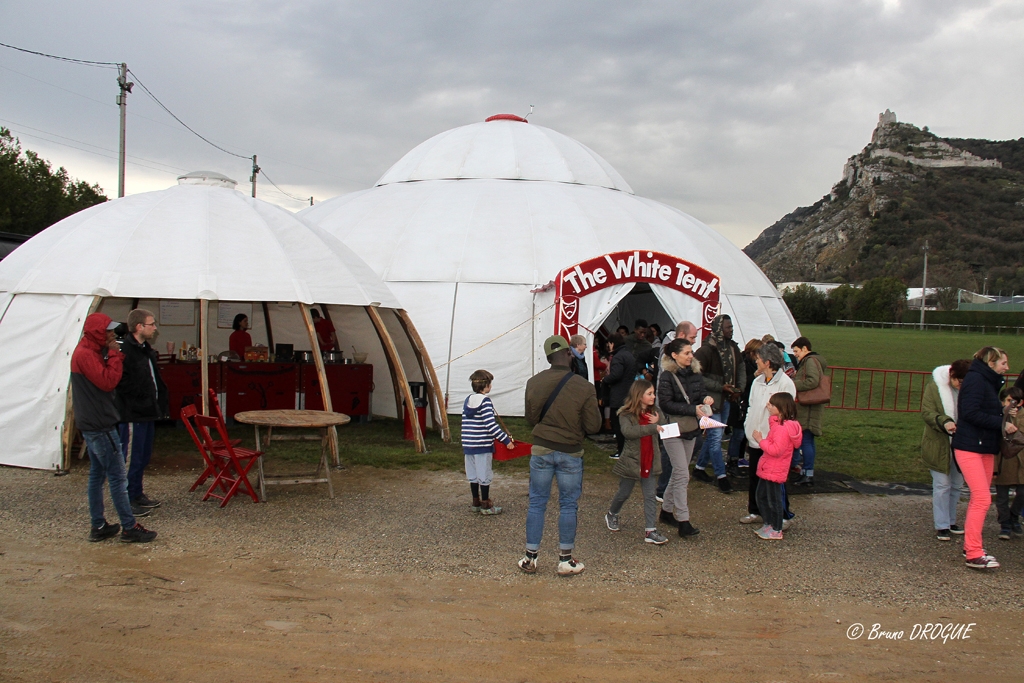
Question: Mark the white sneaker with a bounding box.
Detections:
[739,513,761,524]
[782,518,792,531]
[556,556,585,575]
[518,553,538,574]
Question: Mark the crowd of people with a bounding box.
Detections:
[460,314,835,576]
[921,346,1024,570]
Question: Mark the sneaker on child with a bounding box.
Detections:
[739,513,761,524]
[556,556,585,575]
[605,512,619,532]
[518,553,538,574]
[754,525,783,540]
[89,521,120,542]
[936,528,951,542]
[644,530,669,545]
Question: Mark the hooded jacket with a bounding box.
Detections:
[656,355,706,440]
[461,393,511,455]
[692,318,745,413]
[70,313,123,431]
[920,365,957,473]
[116,332,169,422]
[952,358,1005,455]
[756,416,803,483]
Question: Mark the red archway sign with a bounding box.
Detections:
[554,250,721,341]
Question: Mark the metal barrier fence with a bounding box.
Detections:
[835,320,1024,334]
[824,367,1018,412]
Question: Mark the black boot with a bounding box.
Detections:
[659,510,679,527]
[717,477,733,494]
[692,468,713,483]
[678,520,700,537]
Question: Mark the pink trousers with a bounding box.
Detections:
[954,449,994,559]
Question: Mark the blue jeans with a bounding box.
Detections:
[792,430,816,474]
[119,421,155,501]
[930,463,965,530]
[696,401,730,478]
[525,451,584,552]
[85,429,136,529]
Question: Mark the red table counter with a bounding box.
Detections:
[301,363,373,416]
[222,362,299,418]
[159,361,222,421]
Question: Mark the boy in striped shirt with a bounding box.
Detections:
[463,369,515,514]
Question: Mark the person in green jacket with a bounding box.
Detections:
[921,360,970,541]
[790,337,827,486]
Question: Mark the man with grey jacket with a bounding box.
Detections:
[519,335,602,576]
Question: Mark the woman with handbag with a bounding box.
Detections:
[656,337,713,537]
[790,337,828,486]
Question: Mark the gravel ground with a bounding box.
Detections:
[2,461,1022,612]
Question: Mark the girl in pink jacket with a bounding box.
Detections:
[751,393,802,539]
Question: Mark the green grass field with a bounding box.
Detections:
[799,324,1022,483]
[150,324,1023,484]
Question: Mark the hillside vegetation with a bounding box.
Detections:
[745,112,1024,295]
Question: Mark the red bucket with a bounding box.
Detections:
[493,439,533,461]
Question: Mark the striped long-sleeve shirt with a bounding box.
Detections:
[462,393,511,455]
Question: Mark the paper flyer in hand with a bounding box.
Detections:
[699,415,728,429]
[659,422,680,439]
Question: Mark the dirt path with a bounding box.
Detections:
[2,465,1022,681]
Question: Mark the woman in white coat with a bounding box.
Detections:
[741,343,797,525]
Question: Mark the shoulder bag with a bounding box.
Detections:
[666,372,700,432]
[796,357,832,405]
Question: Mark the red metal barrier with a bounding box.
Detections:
[823,367,1018,412]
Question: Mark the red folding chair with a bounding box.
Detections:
[182,404,229,494]
[208,389,242,448]
[191,411,261,507]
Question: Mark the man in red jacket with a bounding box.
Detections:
[71,313,156,543]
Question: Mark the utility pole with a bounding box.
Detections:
[249,155,260,197]
[116,63,133,198]
[919,240,929,330]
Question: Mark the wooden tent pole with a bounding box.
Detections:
[301,304,339,465]
[62,295,104,470]
[200,299,209,416]
[395,308,450,443]
[366,305,426,453]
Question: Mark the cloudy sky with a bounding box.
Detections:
[2,1,1022,247]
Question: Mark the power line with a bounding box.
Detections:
[4,127,183,177]
[260,169,313,204]
[0,41,119,68]
[126,68,251,160]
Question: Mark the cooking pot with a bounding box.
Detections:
[323,351,343,364]
[295,350,315,363]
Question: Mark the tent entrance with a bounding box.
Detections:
[598,282,673,340]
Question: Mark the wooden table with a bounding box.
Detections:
[233,409,351,501]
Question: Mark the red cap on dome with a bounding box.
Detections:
[484,114,528,123]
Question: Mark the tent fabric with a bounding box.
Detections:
[0,178,421,470]
[376,120,633,193]
[302,179,798,416]
[0,294,95,470]
[0,183,398,308]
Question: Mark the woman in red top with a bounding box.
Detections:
[228,314,252,358]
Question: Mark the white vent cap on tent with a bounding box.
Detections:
[177,171,238,188]
[375,117,634,193]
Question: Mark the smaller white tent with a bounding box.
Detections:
[0,172,446,471]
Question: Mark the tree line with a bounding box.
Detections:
[782,278,910,324]
[0,128,107,236]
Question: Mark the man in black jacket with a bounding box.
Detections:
[117,308,169,515]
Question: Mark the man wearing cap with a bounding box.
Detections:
[71,313,156,543]
[518,335,602,576]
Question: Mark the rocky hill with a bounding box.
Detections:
[744,111,1024,293]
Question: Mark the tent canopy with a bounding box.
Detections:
[0,174,442,471]
[0,173,398,307]
[301,117,798,415]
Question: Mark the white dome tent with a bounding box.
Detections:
[301,115,799,416]
[0,172,447,471]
